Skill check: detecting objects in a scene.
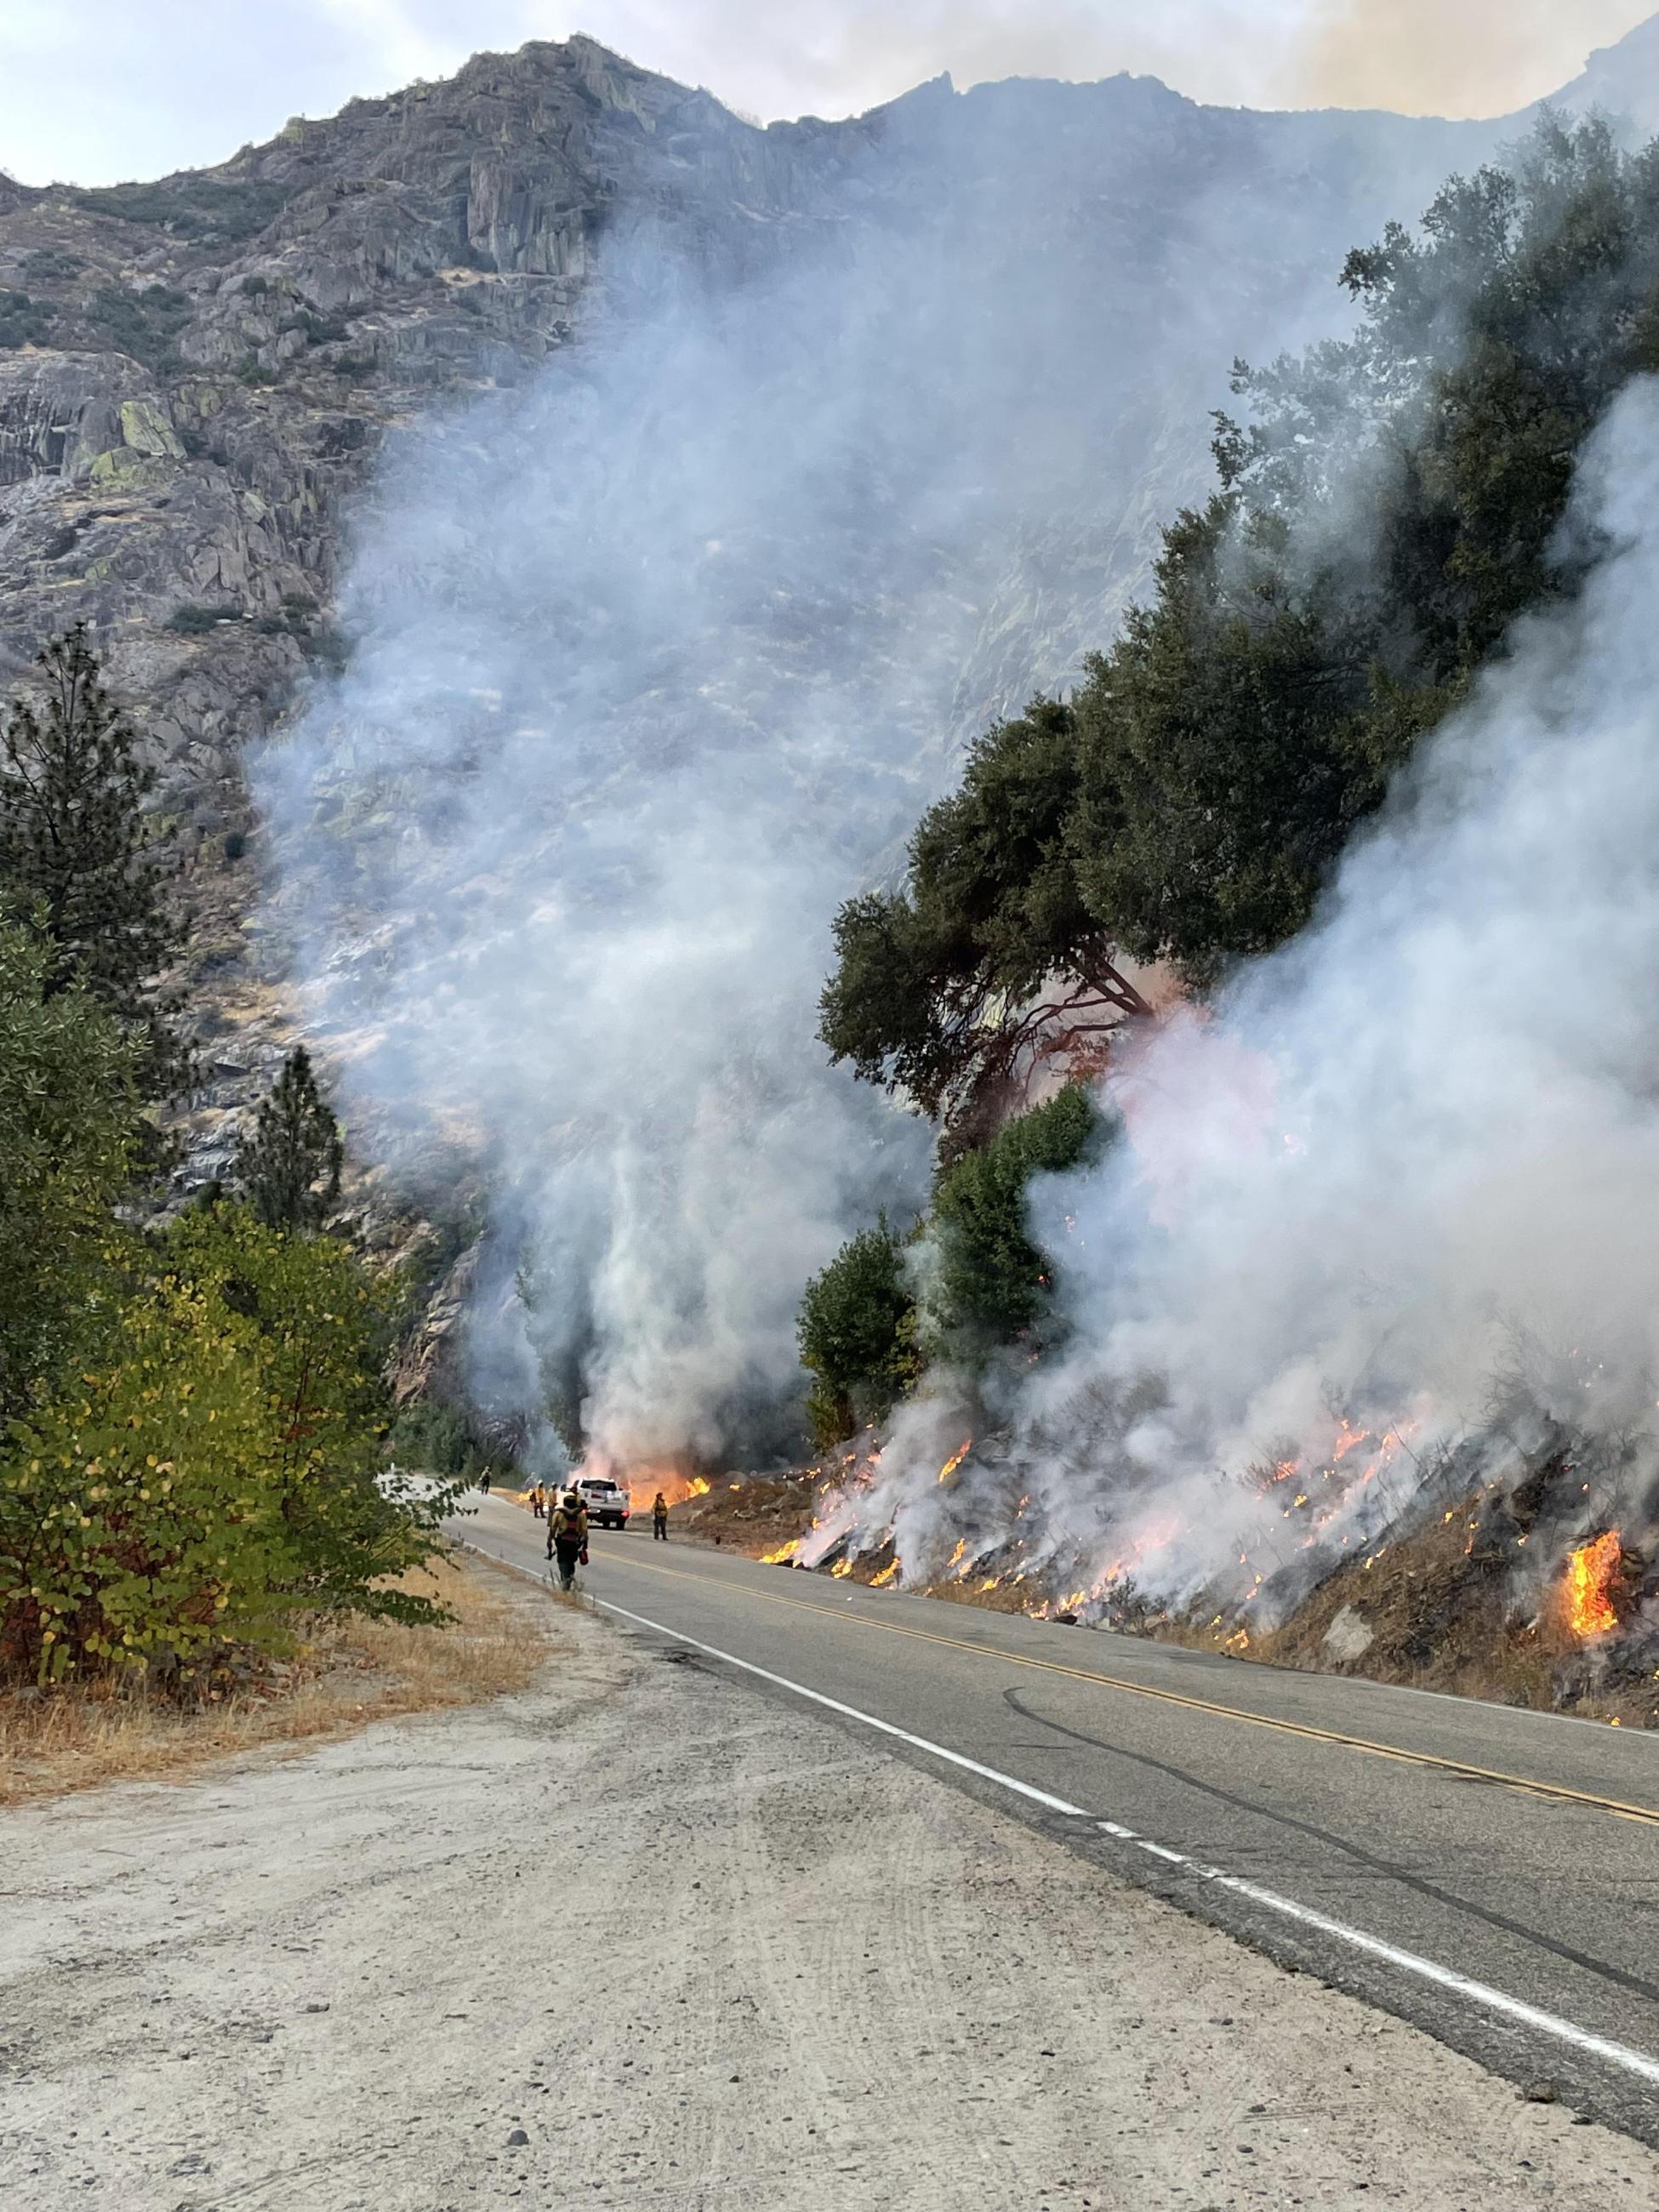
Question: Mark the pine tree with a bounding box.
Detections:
[234,1046,345,1233]
[0,624,185,1092]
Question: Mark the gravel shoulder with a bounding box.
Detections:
[2,1584,1654,2211]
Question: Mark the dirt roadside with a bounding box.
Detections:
[1,1581,1653,2211]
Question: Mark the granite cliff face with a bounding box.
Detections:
[0,37,812,1208]
[2,29,1652,1417]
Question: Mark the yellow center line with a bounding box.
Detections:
[596,1546,1659,1829]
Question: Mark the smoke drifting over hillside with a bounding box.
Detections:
[839,382,1659,1611]
[248,156,1252,1470]
[252,67,1487,1479]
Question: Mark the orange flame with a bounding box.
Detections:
[1564,1531,1622,1640]
[623,1466,712,1513]
[871,1560,899,1588]
[830,1556,854,1579]
[937,1440,973,1485]
[760,1539,800,1565]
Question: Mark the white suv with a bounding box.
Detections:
[575,1474,630,1531]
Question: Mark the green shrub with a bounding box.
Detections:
[0,289,54,349]
[73,178,293,244]
[0,1211,459,1685]
[20,248,84,282]
[798,1219,920,1447]
[929,1087,1105,1352]
[0,1274,282,1683]
[387,1400,486,1479]
[85,283,190,373]
[166,603,237,635]
[300,624,351,672]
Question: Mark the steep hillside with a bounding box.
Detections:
[0,31,1633,1412]
[0,38,810,1198]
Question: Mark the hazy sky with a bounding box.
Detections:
[0,2,1648,185]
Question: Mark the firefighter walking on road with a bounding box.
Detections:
[548,1486,589,1590]
[653,1491,669,1542]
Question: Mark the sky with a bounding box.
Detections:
[0,1,1649,187]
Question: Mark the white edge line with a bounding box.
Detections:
[590,1588,1659,2093]
[592,1594,1089,1817]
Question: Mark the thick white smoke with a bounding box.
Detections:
[847,379,1659,1609]
[249,77,1469,1478]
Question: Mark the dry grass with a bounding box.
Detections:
[678,1472,821,1554]
[0,1549,562,1809]
[1146,1516,1658,1727]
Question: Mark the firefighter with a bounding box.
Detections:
[530,1480,545,1519]
[548,1486,589,1590]
[652,1490,669,1542]
[479,1468,492,1497]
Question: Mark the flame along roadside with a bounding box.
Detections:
[605,1550,1659,1830]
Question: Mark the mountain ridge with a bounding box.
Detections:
[2,28,1654,1394]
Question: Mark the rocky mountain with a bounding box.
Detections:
[3,26,1655,1409]
[1552,12,1659,136]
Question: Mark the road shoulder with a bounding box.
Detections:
[1,1594,1651,2210]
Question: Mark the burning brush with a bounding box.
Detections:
[1562,1531,1623,1642]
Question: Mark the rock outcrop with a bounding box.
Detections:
[0,37,832,1219]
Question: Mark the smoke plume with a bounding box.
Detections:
[843,379,1659,1611]
[251,75,1474,1479]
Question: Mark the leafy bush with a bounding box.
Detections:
[0,1211,457,1686]
[20,248,84,282]
[0,289,54,349]
[73,177,293,244]
[929,1087,1105,1352]
[166,602,237,634]
[85,283,190,373]
[797,1220,920,1447]
[0,1275,281,1682]
[387,1400,487,1479]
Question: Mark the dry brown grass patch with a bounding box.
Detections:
[0,1548,562,1808]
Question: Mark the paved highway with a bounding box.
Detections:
[455,1493,1659,2144]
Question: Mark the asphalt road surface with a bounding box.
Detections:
[455,1493,1659,2145]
